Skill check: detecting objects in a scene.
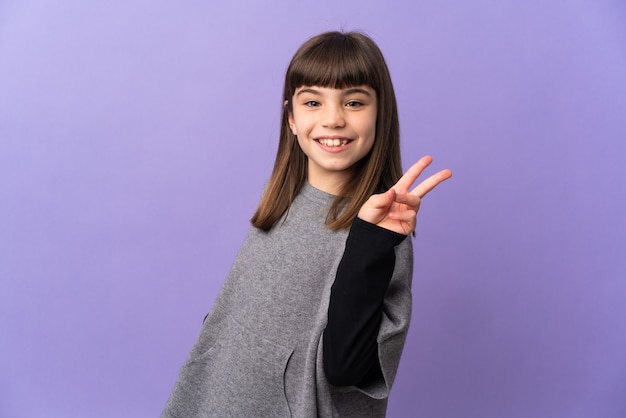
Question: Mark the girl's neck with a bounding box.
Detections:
[306,167,353,196]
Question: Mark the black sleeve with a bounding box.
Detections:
[323,217,407,387]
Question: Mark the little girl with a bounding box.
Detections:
[162,31,451,417]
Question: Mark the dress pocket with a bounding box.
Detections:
[180,315,293,417]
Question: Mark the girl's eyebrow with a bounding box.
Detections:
[295,88,321,97]
[295,87,373,97]
[344,87,373,97]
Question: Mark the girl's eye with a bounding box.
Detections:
[304,100,320,107]
[346,101,363,108]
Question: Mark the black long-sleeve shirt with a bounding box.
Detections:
[323,217,408,386]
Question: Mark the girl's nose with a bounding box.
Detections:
[321,105,345,128]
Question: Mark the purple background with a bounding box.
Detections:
[1,1,625,417]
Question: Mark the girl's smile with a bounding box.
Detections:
[315,136,352,150]
[288,85,377,194]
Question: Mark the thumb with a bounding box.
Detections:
[366,188,396,209]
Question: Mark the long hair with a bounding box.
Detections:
[251,31,402,231]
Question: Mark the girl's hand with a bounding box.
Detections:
[357,156,452,235]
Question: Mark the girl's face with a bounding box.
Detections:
[288,85,377,195]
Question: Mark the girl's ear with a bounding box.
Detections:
[285,100,296,135]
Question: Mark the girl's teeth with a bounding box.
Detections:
[320,139,348,146]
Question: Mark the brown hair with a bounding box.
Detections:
[251,31,402,230]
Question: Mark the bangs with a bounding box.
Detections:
[286,33,380,95]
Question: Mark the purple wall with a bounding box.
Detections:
[1,1,625,417]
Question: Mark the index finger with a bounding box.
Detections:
[392,156,434,193]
